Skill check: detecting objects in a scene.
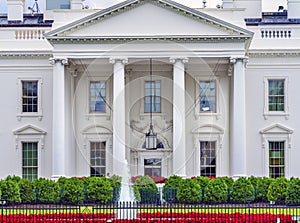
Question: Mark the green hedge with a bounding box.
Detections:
[230,177,254,203]
[286,178,300,205]
[84,177,113,204]
[177,179,201,203]
[162,175,182,203]
[33,178,60,204]
[204,178,227,204]
[267,177,288,203]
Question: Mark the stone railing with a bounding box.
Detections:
[14,28,50,40]
[261,29,292,38]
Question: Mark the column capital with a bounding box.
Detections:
[49,57,69,66]
[169,57,189,64]
[109,58,128,65]
[230,57,248,64]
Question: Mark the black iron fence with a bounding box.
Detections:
[0,202,300,222]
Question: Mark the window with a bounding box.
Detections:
[22,81,38,113]
[89,81,106,113]
[22,142,38,181]
[46,0,70,10]
[90,142,106,177]
[144,158,161,176]
[268,79,285,111]
[269,141,285,178]
[200,81,216,113]
[145,81,161,113]
[200,141,216,177]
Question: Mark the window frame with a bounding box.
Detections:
[22,142,39,181]
[200,141,217,177]
[17,77,43,121]
[264,76,289,120]
[192,124,224,177]
[89,80,107,114]
[268,141,285,178]
[260,124,293,178]
[85,77,111,120]
[90,141,106,177]
[144,158,162,177]
[144,80,161,113]
[195,76,220,119]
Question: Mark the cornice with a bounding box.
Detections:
[0,53,52,59]
[46,35,250,44]
[247,51,300,57]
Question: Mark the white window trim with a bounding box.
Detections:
[260,124,293,178]
[263,76,289,120]
[17,77,43,121]
[13,125,47,179]
[85,77,111,120]
[82,125,113,176]
[139,77,166,120]
[192,124,224,176]
[194,76,220,120]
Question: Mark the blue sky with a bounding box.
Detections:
[0,0,288,14]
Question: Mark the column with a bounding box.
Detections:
[170,57,188,177]
[110,58,128,177]
[49,57,68,179]
[230,57,248,178]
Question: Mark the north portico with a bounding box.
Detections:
[44,0,253,179]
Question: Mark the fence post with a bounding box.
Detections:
[247,196,251,223]
[0,198,6,223]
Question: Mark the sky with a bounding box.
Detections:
[0,0,288,14]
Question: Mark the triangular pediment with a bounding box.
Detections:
[13,125,47,135]
[260,124,293,134]
[192,124,224,134]
[82,125,112,135]
[45,0,252,42]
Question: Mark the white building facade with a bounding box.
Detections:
[0,0,299,180]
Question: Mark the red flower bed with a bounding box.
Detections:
[0,212,297,222]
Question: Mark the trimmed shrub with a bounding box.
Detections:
[177,179,201,203]
[220,176,234,189]
[19,179,35,204]
[33,178,60,203]
[248,176,260,188]
[256,177,275,202]
[267,177,288,203]
[162,175,183,203]
[85,177,113,203]
[230,177,254,203]
[133,176,157,203]
[0,179,21,204]
[60,177,84,204]
[286,178,300,205]
[192,176,210,189]
[204,178,228,204]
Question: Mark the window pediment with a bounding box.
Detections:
[259,124,293,135]
[13,124,47,135]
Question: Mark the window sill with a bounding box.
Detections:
[195,112,221,120]
[17,113,43,121]
[263,112,289,120]
[85,113,111,120]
